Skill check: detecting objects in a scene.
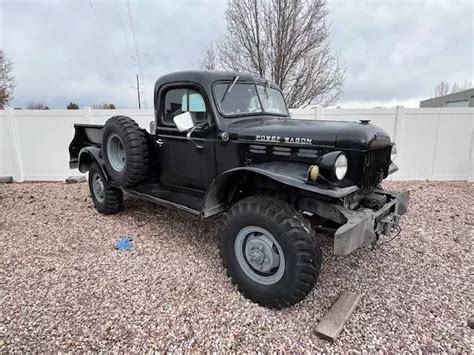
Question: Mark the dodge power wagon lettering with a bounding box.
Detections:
[69,71,409,309]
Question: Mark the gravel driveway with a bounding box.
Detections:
[1,181,472,352]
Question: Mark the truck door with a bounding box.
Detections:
[155,85,216,191]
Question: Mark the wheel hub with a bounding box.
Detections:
[235,226,285,285]
[92,173,105,202]
[107,133,126,172]
[245,237,277,273]
[250,249,264,265]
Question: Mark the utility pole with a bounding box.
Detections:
[136,75,141,109]
[132,74,144,109]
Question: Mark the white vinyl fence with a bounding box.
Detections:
[1,107,473,182]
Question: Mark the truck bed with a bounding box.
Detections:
[69,124,103,169]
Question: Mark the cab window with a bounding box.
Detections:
[163,88,207,126]
[214,83,262,116]
[214,83,288,116]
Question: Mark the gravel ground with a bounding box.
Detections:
[1,181,472,352]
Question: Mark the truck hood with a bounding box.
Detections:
[227,117,391,149]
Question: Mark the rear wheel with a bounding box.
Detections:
[219,196,322,309]
[88,163,123,214]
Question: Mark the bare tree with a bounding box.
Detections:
[434,82,450,97]
[201,0,345,108]
[454,80,472,93]
[0,50,15,109]
[93,103,116,109]
[461,80,473,90]
[450,82,459,94]
[197,44,218,71]
[27,102,49,110]
[434,81,473,97]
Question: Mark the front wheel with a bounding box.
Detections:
[219,196,322,309]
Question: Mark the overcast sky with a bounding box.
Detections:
[1,0,472,109]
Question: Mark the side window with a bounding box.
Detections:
[163,88,207,126]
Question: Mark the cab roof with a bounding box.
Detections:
[154,70,273,93]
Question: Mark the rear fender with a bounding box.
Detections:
[77,146,110,180]
[201,162,359,218]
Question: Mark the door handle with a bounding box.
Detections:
[186,126,204,150]
[156,139,164,147]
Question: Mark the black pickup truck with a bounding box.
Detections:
[69,70,409,309]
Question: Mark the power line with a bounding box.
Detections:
[126,0,146,108]
[114,0,135,68]
[89,0,120,65]
[114,0,143,108]
[126,0,144,78]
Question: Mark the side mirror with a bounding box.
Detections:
[173,112,194,132]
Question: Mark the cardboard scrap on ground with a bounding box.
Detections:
[315,291,362,342]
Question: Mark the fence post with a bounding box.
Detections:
[389,106,405,180]
[430,108,442,179]
[6,107,24,181]
[314,106,322,120]
[393,105,404,144]
[468,111,474,182]
[83,106,92,124]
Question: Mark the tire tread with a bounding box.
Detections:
[102,116,149,187]
[88,163,123,215]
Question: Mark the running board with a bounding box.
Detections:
[125,189,201,216]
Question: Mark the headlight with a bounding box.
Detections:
[391,144,397,162]
[334,153,348,180]
[315,151,348,182]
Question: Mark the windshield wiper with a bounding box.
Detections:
[221,75,239,103]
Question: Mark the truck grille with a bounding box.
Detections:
[360,145,392,188]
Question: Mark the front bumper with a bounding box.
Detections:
[333,189,410,255]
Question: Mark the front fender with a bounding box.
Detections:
[388,162,399,175]
[201,162,359,218]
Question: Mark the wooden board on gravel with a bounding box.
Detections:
[315,291,362,342]
[0,176,13,183]
[65,176,86,184]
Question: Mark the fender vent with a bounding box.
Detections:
[249,145,266,154]
[297,148,318,159]
[272,146,291,156]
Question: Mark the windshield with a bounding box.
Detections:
[214,83,288,117]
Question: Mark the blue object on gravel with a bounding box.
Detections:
[116,237,133,251]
